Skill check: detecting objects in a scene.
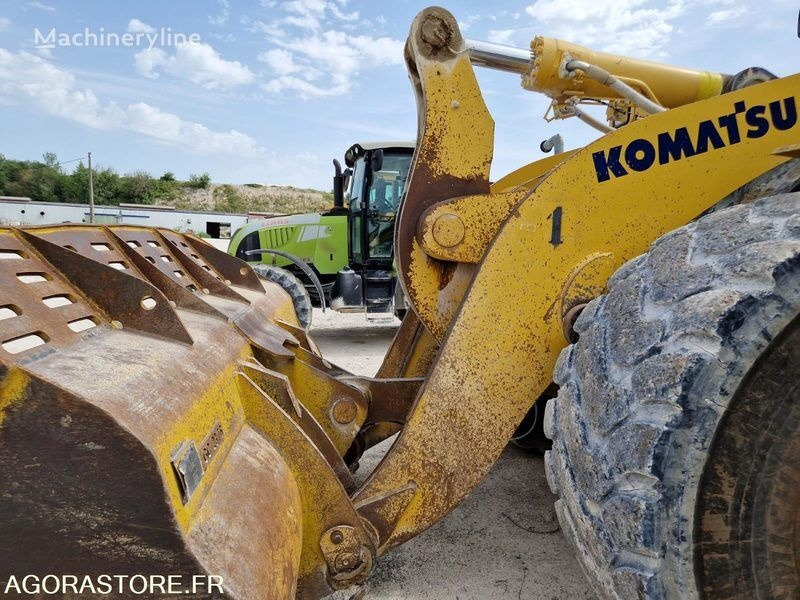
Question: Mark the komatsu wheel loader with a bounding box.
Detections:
[1,7,798,599]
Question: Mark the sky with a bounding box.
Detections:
[0,0,798,190]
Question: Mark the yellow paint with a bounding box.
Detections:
[524,35,727,109]
[559,252,616,318]
[420,190,527,263]
[416,58,494,180]
[267,355,365,456]
[358,65,800,550]
[155,352,250,532]
[490,151,577,194]
[397,33,495,342]
[236,374,373,592]
[0,368,29,427]
[695,71,725,101]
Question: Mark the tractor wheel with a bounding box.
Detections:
[544,192,800,598]
[253,264,313,329]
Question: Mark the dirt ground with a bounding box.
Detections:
[310,310,595,600]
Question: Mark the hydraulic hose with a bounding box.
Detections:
[565,59,666,115]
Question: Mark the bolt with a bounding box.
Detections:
[330,529,344,545]
[420,15,450,49]
[331,398,358,425]
[432,213,465,248]
[333,551,361,573]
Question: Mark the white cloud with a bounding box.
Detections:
[26,1,55,12]
[252,0,404,99]
[272,0,361,30]
[0,17,10,30]
[259,48,307,76]
[134,42,255,90]
[0,49,263,157]
[281,0,327,30]
[525,0,686,57]
[261,75,345,98]
[707,5,747,24]
[457,14,482,33]
[209,0,230,26]
[261,29,403,98]
[328,3,358,22]
[134,47,167,78]
[127,18,155,34]
[488,29,516,44]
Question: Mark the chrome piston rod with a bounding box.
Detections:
[465,39,531,75]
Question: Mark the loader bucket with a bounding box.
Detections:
[0,224,420,598]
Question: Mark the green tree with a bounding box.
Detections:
[118,171,154,204]
[61,162,89,203]
[188,172,211,189]
[92,167,121,205]
[42,152,59,170]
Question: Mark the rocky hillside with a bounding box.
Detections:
[0,154,332,216]
[172,183,332,215]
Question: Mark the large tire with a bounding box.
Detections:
[544,193,800,599]
[253,264,313,329]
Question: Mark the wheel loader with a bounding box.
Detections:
[1,6,798,599]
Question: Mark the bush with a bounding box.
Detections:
[212,184,247,213]
[188,172,211,189]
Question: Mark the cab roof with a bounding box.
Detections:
[344,141,415,167]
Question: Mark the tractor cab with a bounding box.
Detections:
[331,141,415,317]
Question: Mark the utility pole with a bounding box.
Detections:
[87,152,95,224]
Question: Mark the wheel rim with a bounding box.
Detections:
[696,315,800,598]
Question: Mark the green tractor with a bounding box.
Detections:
[228,142,414,327]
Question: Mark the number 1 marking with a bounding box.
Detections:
[548,206,563,247]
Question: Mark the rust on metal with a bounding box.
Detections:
[159,231,249,302]
[238,363,356,493]
[104,227,225,319]
[19,228,193,344]
[374,311,428,379]
[395,6,493,341]
[183,233,264,291]
[418,190,528,263]
[235,373,375,596]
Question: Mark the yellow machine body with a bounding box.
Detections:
[523,35,726,108]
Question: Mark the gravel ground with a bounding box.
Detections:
[310,309,594,600]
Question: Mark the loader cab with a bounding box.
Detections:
[332,142,415,315]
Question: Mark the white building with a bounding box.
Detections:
[0,197,276,251]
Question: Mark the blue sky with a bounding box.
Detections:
[0,0,797,190]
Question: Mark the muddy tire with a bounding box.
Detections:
[544,193,800,598]
[253,264,313,329]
